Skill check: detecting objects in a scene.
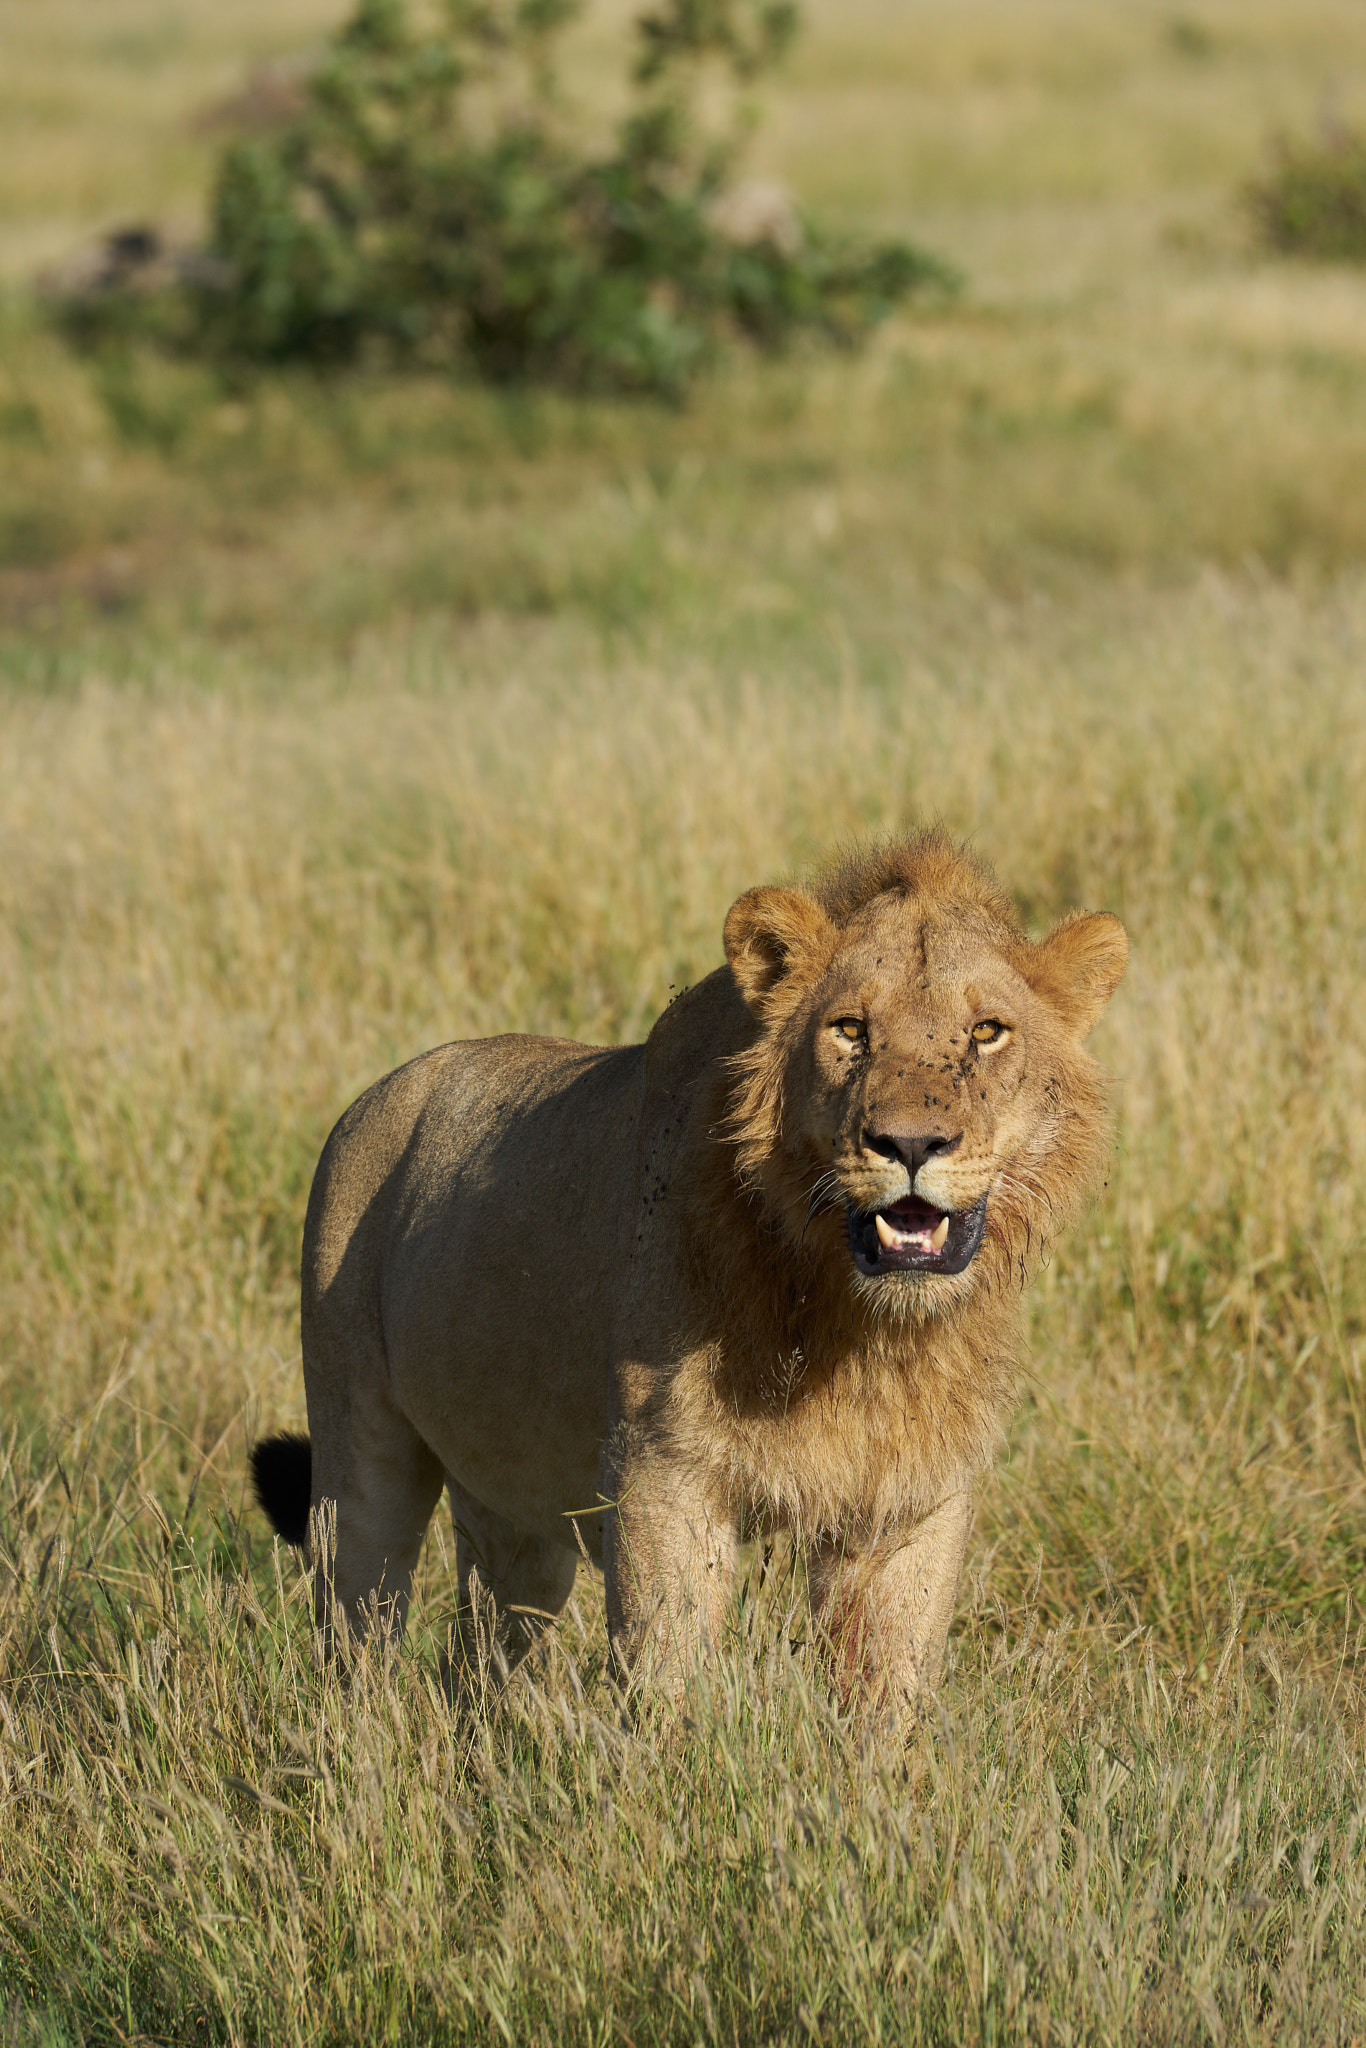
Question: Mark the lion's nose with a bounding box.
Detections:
[864,1127,963,1180]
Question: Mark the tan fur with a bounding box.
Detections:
[281,829,1125,1710]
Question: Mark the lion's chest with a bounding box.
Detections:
[670,1336,1009,1544]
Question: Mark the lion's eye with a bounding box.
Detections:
[832,1018,866,1044]
[971,1019,1010,1047]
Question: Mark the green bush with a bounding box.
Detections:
[1247,126,1366,261]
[70,0,950,397]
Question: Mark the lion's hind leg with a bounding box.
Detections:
[302,1374,446,1649]
[444,1476,578,1678]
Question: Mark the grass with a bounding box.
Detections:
[1247,125,1366,262]
[2,1482,1362,2044]
[2,2,1366,2042]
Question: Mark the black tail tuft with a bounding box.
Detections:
[250,1431,313,1547]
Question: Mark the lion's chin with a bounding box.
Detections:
[847,1192,988,1279]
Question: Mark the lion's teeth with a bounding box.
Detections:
[874,1212,897,1250]
[931,1214,950,1251]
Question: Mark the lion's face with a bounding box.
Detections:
[797,895,1080,1284]
[723,852,1127,1310]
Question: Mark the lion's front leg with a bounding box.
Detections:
[808,1486,973,1715]
[603,1446,737,1697]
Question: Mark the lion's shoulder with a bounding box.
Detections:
[642,965,752,1093]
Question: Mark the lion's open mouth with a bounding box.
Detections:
[847,1192,988,1278]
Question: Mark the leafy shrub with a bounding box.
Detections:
[1247,126,1366,261]
[57,0,952,397]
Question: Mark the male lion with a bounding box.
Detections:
[252,829,1126,1708]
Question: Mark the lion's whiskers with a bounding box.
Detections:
[800,1168,843,1242]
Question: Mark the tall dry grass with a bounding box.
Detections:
[1,1488,1362,2045]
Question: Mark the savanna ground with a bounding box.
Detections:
[2,2,1366,2041]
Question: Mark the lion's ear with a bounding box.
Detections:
[1023,911,1128,1039]
[724,885,833,1012]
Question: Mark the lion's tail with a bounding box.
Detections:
[250,1432,312,1547]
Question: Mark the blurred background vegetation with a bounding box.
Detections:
[5,0,1366,662]
[47,0,949,396]
[2,3,1366,2041]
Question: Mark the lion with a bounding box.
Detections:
[251,828,1126,1709]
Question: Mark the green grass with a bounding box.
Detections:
[2,2,1366,2042]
